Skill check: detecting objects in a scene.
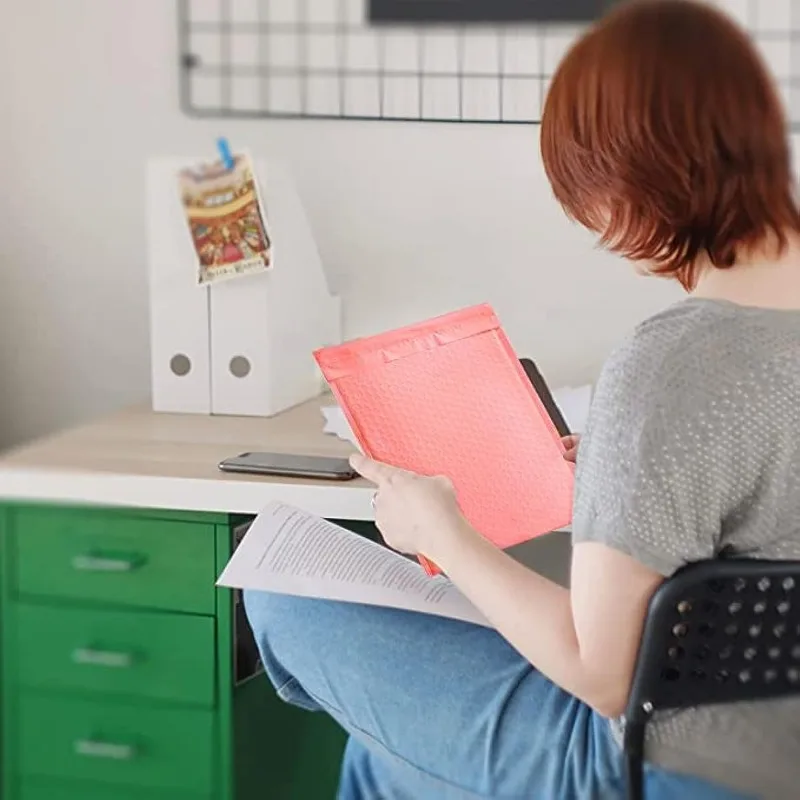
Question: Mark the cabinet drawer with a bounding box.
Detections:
[13,603,215,707]
[20,779,208,800]
[13,508,217,613]
[18,694,215,793]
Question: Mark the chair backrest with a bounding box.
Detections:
[625,559,800,726]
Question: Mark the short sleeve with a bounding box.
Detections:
[571,332,732,577]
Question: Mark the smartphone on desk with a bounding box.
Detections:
[218,451,358,481]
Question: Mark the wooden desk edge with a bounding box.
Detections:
[0,465,376,519]
[0,398,374,517]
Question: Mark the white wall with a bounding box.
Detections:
[0,1,794,448]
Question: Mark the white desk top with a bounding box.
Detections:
[0,397,375,519]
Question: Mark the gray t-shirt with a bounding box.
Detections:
[572,297,800,799]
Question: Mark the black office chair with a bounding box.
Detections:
[624,559,800,800]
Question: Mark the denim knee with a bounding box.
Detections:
[242,588,278,633]
[242,589,321,711]
[242,589,322,644]
[241,589,313,659]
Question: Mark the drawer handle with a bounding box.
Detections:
[72,647,134,669]
[71,554,141,573]
[74,739,136,761]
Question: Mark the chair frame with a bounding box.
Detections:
[623,559,800,800]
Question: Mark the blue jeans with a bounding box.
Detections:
[244,592,751,799]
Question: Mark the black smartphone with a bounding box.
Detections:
[218,452,358,481]
[519,358,571,437]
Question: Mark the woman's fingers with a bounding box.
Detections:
[349,453,403,486]
[561,434,580,463]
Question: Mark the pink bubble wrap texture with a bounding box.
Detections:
[315,304,574,575]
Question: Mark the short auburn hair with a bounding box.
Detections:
[541,0,800,288]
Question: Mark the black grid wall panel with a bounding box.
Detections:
[179,0,800,126]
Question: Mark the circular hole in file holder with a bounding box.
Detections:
[668,646,685,661]
[769,647,782,661]
[758,578,772,592]
[170,354,192,377]
[719,646,734,661]
[677,600,693,615]
[661,667,681,682]
[773,623,787,639]
[229,356,251,379]
[783,578,795,592]
[724,623,739,637]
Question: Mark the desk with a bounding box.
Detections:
[0,396,368,800]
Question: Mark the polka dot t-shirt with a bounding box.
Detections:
[572,297,800,799]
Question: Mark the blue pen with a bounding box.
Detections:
[217,137,234,170]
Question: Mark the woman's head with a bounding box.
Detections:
[540,0,800,289]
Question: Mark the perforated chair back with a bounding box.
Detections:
[623,559,800,800]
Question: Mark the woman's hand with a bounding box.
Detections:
[349,453,473,559]
[561,434,581,464]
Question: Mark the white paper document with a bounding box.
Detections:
[217,501,490,628]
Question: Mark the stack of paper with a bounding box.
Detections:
[217,502,490,627]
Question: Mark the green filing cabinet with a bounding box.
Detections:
[0,504,347,800]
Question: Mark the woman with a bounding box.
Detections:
[245,1,800,797]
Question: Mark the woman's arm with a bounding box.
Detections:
[430,344,724,713]
[351,336,728,714]
[425,519,662,717]
[351,451,663,718]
